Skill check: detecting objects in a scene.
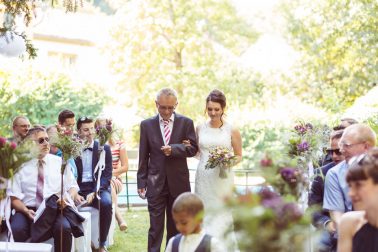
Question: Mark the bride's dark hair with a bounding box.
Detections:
[206,89,226,128]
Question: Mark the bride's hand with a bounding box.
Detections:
[182,140,191,147]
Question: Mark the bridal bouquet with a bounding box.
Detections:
[205,146,237,178]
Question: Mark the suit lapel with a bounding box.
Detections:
[75,157,83,184]
[154,115,165,146]
[169,113,179,144]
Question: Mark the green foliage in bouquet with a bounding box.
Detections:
[0,137,34,199]
[95,119,114,147]
[51,126,85,168]
[226,188,310,252]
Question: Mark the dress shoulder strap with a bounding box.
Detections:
[172,234,183,252]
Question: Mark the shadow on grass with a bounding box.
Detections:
[109,208,166,252]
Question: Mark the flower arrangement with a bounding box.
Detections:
[95,119,113,147]
[259,156,308,200]
[52,126,85,167]
[226,188,310,252]
[0,136,34,199]
[205,146,237,178]
[288,121,329,171]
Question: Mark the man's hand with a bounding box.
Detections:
[138,188,147,199]
[74,195,86,206]
[56,197,68,210]
[25,209,36,220]
[161,145,172,156]
[182,140,191,147]
[325,220,336,233]
[86,192,96,204]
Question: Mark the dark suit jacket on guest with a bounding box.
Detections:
[308,161,336,228]
[137,113,198,198]
[74,140,113,193]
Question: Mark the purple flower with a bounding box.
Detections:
[282,202,303,221]
[280,167,297,183]
[305,123,313,130]
[0,137,7,148]
[259,187,279,200]
[294,125,307,135]
[261,197,283,210]
[297,141,309,152]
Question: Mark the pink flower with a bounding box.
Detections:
[260,157,273,167]
[0,137,6,147]
[10,142,17,150]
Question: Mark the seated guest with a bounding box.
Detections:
[10,116,31,144]
[337,148,378,252]
[165,192,224,252]
[8,126,79,252]
[323,124,376,225]
[95,117,129,231]
[309,130,344,252]
[74,116,113,252]
[57,110,78,178]
[58,109,76,133]
[46,125,62,156]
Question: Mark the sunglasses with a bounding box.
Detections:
[79,116,92,121]
[327,148,342,156]
[36,137,49,145]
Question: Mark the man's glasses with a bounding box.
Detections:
[327,148,342,156]
[36,137,49,145]
[156,103,176,111]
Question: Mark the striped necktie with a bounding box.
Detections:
[163,119,171,145]
[35,159,45,208]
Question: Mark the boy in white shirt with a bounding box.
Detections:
[166,192,224,252]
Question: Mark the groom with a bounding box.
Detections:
[137,87,198,252]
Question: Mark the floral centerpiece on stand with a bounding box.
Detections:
[205,146,237,178]
[226,188,310,252]
[50,126,85,206]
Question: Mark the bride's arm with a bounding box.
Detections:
[182,124,200,159]
[231,126,242,165]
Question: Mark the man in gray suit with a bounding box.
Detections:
[137,88,198,252]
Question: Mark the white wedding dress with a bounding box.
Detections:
[195,121,237,251]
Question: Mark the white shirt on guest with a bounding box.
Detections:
[8,154,79,208]
[159,114,175,145]
[165,230,224,252]
[81,141,94,182]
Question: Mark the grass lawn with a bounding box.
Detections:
[109,208,166,252]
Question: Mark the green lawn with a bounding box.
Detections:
[109,208,166,252]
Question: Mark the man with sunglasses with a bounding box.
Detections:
[323,124,376,243]
[309,130,344,252]
[8,126,79,252]
[137,88,198,252]
[74,116,113,252]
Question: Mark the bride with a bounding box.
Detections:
[193,89,242,250]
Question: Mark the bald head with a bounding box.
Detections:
[343,124,376,147]
[340,124,376,162]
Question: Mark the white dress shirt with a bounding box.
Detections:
[81,141,94,182]
[159,114,175,145]
[8,154,79,208]
[165,231,224,252]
